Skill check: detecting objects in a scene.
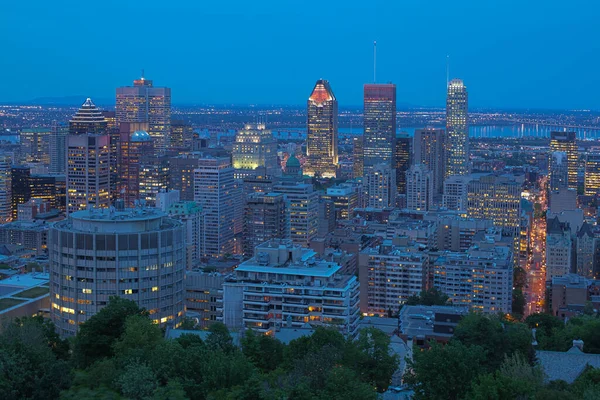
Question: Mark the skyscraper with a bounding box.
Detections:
[0,157,11,223]
[363,83,396,174]
[352,136,364,178]
[170,120,194,150]
[118,122,154,206]
[49,121,68,174]
[273,181,319,246]
[364,164,397,209]
[584,153,600,196]
[66,99,111,214]
[395,133,411,197]
[68,98,107,135]
[445,79,469,178]
[550,131,578,190]
[232,123,279,179]
[549,152,569,191]
[414,128,445,195]
[116,76,171,154]
[305,79,338,178]
[243,192,288,257]
[406,164,433,211]
[194,156,235,258]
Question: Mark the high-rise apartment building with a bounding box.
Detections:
[359,239,427,316]
[116,76,171,153]
[364,163,397,209]
[406,164,433,211]
[550,131,578,190]
[167,201,204,267]
[232,123,278,179]
[69,98,108,136]
[414,128,445,195]
[467,174,522,237]
[138,156,169,207]
[49,208,186,336]
[445,79,469,177]
[221,239,360,337]
[272,181,319,246]
[66,134,111,214]
[170,155,201,201]
[584,153,600,196]
[546,216,572,281]
[443,175,474,212]
[0,157,11,223]
[395,133,411,196]
[194,156,235,258]
[363,84,396,174]
[243,192,288,257]
[49,121,68,174]
[305,80,338,178]
[549,152,569,191]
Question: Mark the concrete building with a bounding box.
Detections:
[576,223,596,278]
[17,198,51,222]
[232,123,278,179]
[116,76,171,154]
[365,163,397,209]
[272,181,319,247]
[433,235,513,314]
[406,164,433,212]
[194,156,235,258]
[0,272,51,320]
[118,123,154,207]
[414,128,445,195]
[167,201,204,268]
[322,185,359,220]
[585,153,600,197]
[549,131,578,190]
[550,274,589,319]
[546,216,573,281]
[170,120,194,150]
[221,239,360,337]
[549,188,577,213]
[549,151,569,191]
[353,136,364,178]
[170,155,202,201]
[395,133,412,198]
[398,305,468,346]
[359,239,427,316]
[185,271,225,329]
[0,156,11,223]
[363,83,396,174]
[49,208,186,336]
[49,121,68,174]
[442,175,473,212]
[0,220,48,255]
[243,193,288,258]
[432,215,495,252]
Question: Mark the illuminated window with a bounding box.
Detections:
[82,289,92,294]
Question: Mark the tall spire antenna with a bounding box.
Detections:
[373,41,377,83]
[141,68,145,80]
[446,55,449,86]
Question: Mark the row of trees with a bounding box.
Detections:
[405,312,600,399]
[0,297,399,400]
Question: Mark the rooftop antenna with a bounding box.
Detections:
[141,68,145,80]
[446,55,450,86]
[373,41,377,83]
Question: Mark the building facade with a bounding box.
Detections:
[445,79,469,178]
[406,164,433,211]
[305,80,338,178]
[364,163,397,209]
[363,84,396,174]
[272,181,319,247]
[243,193,288,258]
[550,131,578,190]
[232,123,278,179]
[414,128,445,195]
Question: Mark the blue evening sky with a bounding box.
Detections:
[1,1,598,109]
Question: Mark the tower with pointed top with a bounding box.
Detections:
[305,79,338,178]
[68,98,107,135]
[445,79,469,178]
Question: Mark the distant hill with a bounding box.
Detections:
[3,96,115,107]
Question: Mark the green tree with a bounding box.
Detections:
[112,315,164,364]
[353,327,399,392]
[241,329,285,372]
[404,341,486,400]
[114,362,158,400]
[205,322,235,354]
[405,288,450,306]
[319,366,377,400]
[179,317,199,330]
[512,288,526,317]
[72,297,146,368]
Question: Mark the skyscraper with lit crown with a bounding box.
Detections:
[550,131,578,190]
[232,123,278,179]
[363,83,396,174]
[116,76,171,154]
[305,79,338,178]
[445,79,469,178]
[69,98,107,135]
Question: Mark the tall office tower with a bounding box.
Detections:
[546,216,572,281]
[305,79,338,178]
[364,164,397,209]
[221,239,360,337]
[243,193,288,257]
[19,128,51,165]
[322,184,359,220]
[102,111,120,200]
[406,164,433,211]
[352,136,364,178]
[358,240,427,316]
[0,157,11,223]
[11,166,30,220]
[138,157,169,207]
[11,167,66,216]
[170,120,194,150]
[66,134,111,214]
[576,222,596,278]
[232,123,279,179]
[445,79,469,178]
[167,201,204,268]
[116,76,171,154]
[585,153,600,196]
[549,152,569,191]
[49,208,186,336]
[273,181,319,246]
[49,121,68,174]
[118,123,154,206]
[433,237,513,314]
[414,128,445,195]
[549,131,578,190]
[363,84,397,174]
[467,174,522,237]
[395,133,411,196]
[194,156,235,258]
[69,98,107,135]
[170,155,201,201]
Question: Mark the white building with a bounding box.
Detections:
[232,123,279,179]
[0,156,11,223]
[442,174,473,212]
[358,239,427,316]
[406,164,433,211]
[221,239,360,337]
[49,208,186,336]
[364,163,397,209]
[433,235,513,314]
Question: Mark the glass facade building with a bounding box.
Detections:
[445,79,469,178]
[550,131,578,190]
[363,83,396,174]
[305,80,338,178]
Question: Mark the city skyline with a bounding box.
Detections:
[2,1,600,109]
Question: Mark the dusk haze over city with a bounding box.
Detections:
[1,2,600,400]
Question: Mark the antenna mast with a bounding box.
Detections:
[373,41,377,83]
[446,55,449,86]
